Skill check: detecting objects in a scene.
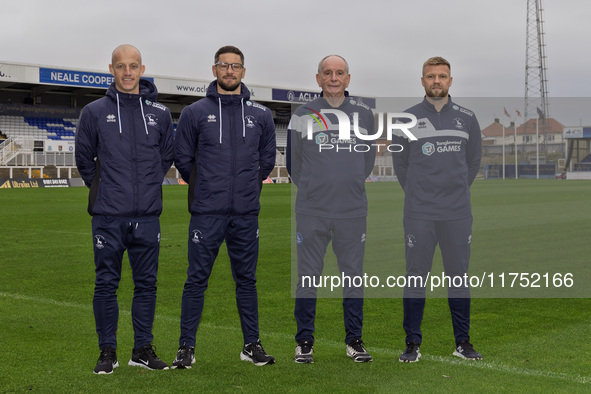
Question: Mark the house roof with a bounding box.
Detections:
[481,120,516,137]
[516,117,564,135]
[482,117,564,137]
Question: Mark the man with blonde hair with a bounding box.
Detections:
[391,56,482,363]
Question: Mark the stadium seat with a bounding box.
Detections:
[0,115,79,141]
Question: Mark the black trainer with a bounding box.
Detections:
[399,342,421,363]
[346,339,373,362]
[128,344,169,370]
[294,340,314,364]
[453,340,482,360]
[171,344,195,369]
[93,346,119,374]
[240,341,275,366]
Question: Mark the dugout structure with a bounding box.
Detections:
[563,126,591,179]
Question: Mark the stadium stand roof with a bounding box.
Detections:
[0,60,375,118]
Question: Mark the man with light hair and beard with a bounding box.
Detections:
[391,56,482,363]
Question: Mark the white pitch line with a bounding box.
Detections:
[1,227,90,236]
[420,354,591,385]
[2,291,589,385]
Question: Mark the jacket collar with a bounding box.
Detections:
[206,81,251,105]
[106,79,158,105]
[421,95,453,113]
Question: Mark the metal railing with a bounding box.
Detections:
[0,137,75,167]
[0,137,24,165]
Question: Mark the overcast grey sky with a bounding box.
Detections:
[1,0,589,122]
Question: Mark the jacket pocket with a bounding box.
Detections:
[87,159,101,215]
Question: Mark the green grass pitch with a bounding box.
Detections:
[0,180,590,392]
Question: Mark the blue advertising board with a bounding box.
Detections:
[272,88,376,108]
[39,67,153,88]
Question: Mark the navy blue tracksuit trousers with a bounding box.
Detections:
[92,215,161,350]
[402,215,472,345]
[179,215,260,347]
[294,214,366,345]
